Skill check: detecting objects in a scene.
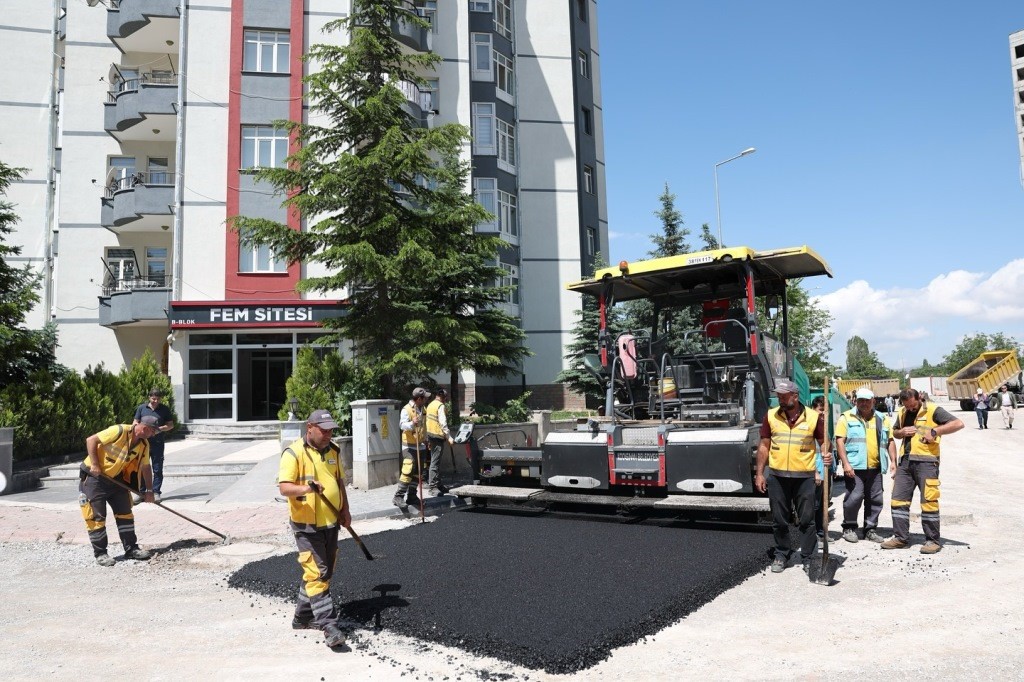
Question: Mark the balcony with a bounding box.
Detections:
[98,276,171,328]
[104,71,178,142]
[106,0,180,54]
[391,1,432,52]
[396,80,434,127]
[100,171,174,232]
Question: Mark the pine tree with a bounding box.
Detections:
[648,182,689,258]
[231,1,525,399]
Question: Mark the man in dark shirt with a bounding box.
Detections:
[133,388,175,503]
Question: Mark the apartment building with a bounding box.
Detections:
[2,0,606,422]
[1012,30,1024,188]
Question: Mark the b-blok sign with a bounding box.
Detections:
[169,300,348,329]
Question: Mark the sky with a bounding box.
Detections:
[598,2,1024,372]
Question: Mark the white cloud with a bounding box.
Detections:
[815,259,1024,369]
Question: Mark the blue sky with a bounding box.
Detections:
[598,2,1024,371]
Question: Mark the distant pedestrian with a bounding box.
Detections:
[277,409,349,648]
[999,385,1017,429]
[80,418,160,566]
[973,388,990,429]
[883,388,964,554]
[755,379,829,574]
[834,389,896,544]
[425,388,455,496]
[884,394,895,417]
[392,387,431,510]
[132,388,174,503]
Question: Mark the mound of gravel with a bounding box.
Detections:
[229,510,771,673]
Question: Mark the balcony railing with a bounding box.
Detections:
[105,171,174,198]
[101,274,168,297]
[397,79,434,112]
[106,71,178,103]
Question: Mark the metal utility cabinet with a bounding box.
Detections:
[350,399,402,489]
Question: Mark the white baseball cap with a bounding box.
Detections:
[855,388,874,401]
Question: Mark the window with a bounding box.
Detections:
[495,51,514,102]
[104,247,138,292]
[473,103,496,155]
[581,107,592,135]
[578,50,590,79]
[586,227,597,256]
[241,125,289,169]
[470,0,492,11]
[583,164,594,194]
[495,0,513,40]
[497,118,516,172]
[243,30,290,73]
[498,189,518,239]
[498,263,519,305]
[422,78,439,113]
[107,156,135,193]
[471,33,493,81]
[239,233,287,273]
[576,0,587,22]
[419,1,438,32]
[474,178,498,231]
[146,247,167,286]
[147,157,170,184]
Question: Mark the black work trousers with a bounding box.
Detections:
[767,473,818,562]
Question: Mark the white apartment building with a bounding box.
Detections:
[2,0,606,422]
[1012,30,1024,189]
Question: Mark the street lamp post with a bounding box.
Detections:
[714,147,756,247]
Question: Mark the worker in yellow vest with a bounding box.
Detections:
[882,388,963,554]
[754,379,829,574]
[425,388,455,496]
[392,387,431,510]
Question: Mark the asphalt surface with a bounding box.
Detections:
[230,508,772,673]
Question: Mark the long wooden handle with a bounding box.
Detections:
[821,378,830,558]
[93,471,228,542]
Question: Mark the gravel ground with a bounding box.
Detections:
[229,510,772,673]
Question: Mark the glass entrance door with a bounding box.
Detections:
[246,350,293,420]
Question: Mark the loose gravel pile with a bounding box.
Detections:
[230,509,771,673]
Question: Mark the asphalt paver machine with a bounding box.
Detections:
[454,245,833,519]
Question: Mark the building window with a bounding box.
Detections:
[419,0,438,32]
[583,164,594,194]
[576,0,587,22]
[581,107,592,135]
[243,30,290,74]
[147,157,171,185]
[578,50,590,79]
[474,178,498,231]
[495,0,513,40]
[498,263,519,305]
[146,247,168,287]
[471,33,493,81]
[473,102,496,155]
[495,51,514,103]
[497,118,516,172]
[103,247,138,292]
[470,0,492,11]
[239,230,287,273]
[422,78,439,113]
[241,125,289,170]
[498,189,518,239]
[106,156,136,194]
[586,227,597,256]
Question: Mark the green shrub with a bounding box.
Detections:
[279,348,383,436]
[121,348,177,423]
[469,391,532,425]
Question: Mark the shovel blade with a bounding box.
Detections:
[808,554,839,585]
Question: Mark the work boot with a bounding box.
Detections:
[95,553,116,567]
[842,528,859,543]
[153,493,162,504]
[406,493,421,507]
[429,482,449,496]
[864,529,885,543]
[291,615,315,630]
[770,556,786,573]
[124,547,152,560]
[392,494,408,511]
[132,494,144,505]
[920,540,942,554]
[881,537,909,550]
[323,624,346,648]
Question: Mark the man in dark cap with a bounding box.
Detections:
[278,408,349,648]
[754,378,829,574]
[392,387,431,509]
[80,417,160,566]
[132,388,174,503]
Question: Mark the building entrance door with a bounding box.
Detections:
[239,349,292,420]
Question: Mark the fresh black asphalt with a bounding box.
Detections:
[229,509,772,673]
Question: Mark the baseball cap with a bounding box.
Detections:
[977,388,983,395]
[139,415,160,428]
[855,388,874,401]
[412,387,432,399]
[774,379,798,394]
[307,409,340,430]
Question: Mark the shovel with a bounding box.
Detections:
[811,379,838,585]
[309,482,375,561]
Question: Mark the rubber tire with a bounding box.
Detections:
[989,395,1001,411]
[960,400,975,412]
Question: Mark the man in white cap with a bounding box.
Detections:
[972,388,990,429]
[278,408,349,648]
[834,388,896,543]
[754,378,830,573]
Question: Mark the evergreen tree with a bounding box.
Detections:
[844,335,894,378]
[697,222,719,250]
[0,159,61,384]
[648,183,689,258]
[231,1,524,399]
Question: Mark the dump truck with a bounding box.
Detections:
[947,350,1024,411]
[454,245,833,519]
[836,378,899,410]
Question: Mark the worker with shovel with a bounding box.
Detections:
[754,379,829,574]
[278,409,350,648]
[79,416,160,567]
[392,387,431,511]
